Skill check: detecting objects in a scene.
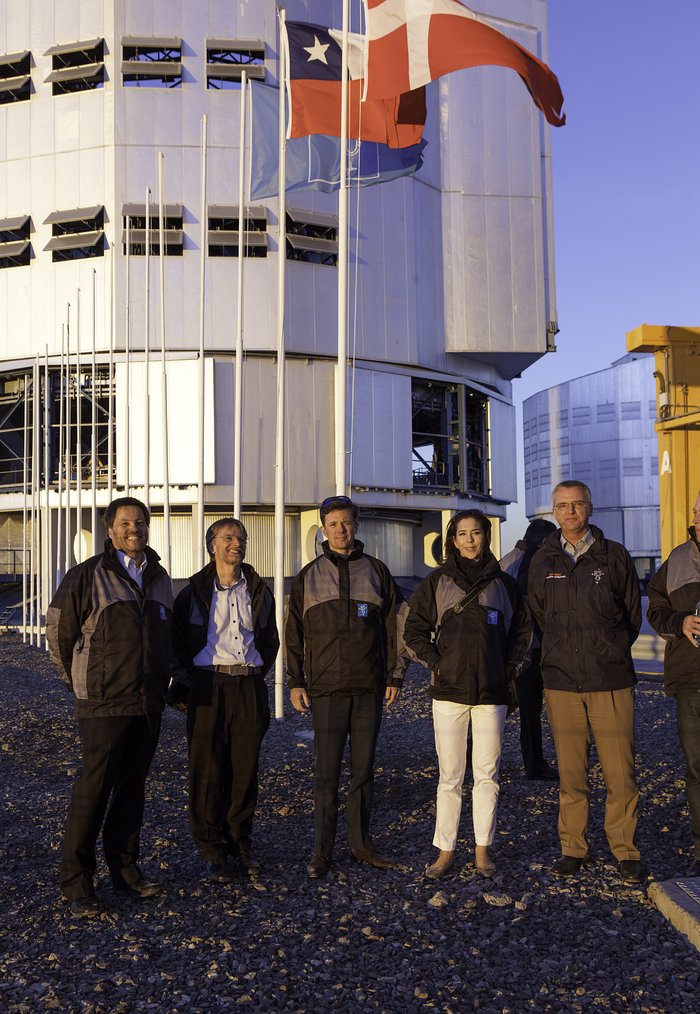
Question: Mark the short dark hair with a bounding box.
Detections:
[444,509,491,560]
[552,480,592,504]
[524,518,557,547]
[319,495,358,525]
[104,497,150,530]
[205,517,247,558]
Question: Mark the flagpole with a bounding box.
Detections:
[144,186,151,512]
[31,355,40,644]
[335,0,350,496]
[125,219,131,495]
[75,289,82,564]
[274,10,288,721]
[158,152,171,576]
[108,244,115,503]
[21,373,28,643]
[91,269,97,554]
[234,70,248,520]
[43,344,51,643]
[197,115,207,570]
[56,324,64,587]
[65,304,72,577]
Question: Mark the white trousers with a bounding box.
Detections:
[432,700,507,850]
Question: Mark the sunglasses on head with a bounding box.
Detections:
[320,495,354,509]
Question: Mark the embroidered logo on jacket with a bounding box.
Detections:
[487,609,499,625]
[545,572,567,580]
[592,568,604,585]
[357,603,369,617]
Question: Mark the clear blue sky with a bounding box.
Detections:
[501,0,700,546]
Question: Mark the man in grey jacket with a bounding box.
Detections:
[47,497,174,918]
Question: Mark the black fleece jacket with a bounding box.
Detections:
[527,525,641,693]
[404,551,530,706]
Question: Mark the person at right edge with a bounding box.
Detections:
[647,490,700,877]
[528,480,643,885]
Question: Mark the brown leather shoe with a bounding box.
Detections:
[351,847,398,870]
[307,855,331,879]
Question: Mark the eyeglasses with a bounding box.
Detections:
[553,501,590,512]
[320,495,354,509]
[214,534,247,545]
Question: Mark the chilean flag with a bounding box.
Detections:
[362,0,565,127]
[284,21,426,148]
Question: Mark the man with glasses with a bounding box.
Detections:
[286,495,405,879]
[170,518,279,881]
[528,480,643,884]
[47,497,174,917]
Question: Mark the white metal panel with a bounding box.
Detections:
[149,512,193,579]
[5,102,30,161]
[350,369,413,490]
[214,356,335,505]
[357,517,414,577]
[488,397,517,502]
[115,356,215,485]
[284,358,335,504]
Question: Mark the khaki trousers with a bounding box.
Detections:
[544,688,640,861]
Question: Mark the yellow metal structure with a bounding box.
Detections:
[626,324,700,560]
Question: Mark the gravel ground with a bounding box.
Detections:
[0,632,698,1013]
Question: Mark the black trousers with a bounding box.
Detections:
[516,660,547,776]
[311,691,384,860]
[60,714,162,900]
[187,669,270,862]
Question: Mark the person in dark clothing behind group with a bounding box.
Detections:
[285,495,406,880]
[46,497,174,918]
[528,480,643,885]
[169,518,278,882]
[647,490,700,877]
[405,509,531,880]
[501,519,558,780]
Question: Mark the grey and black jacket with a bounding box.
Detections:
[172,561,279,682]
[527,525,641,693]
[647,528,700,696]
[46,541,174,718]
[285,540,405,697]
[404,552,531,706]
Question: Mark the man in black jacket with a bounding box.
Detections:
[286,495,405,879]
[501,519,558,780]
[47,497,174,918]
[528,480,643,884]
[170,518,278,882]
[647,490,700,877]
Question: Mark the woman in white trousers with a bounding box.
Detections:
[404,510,530,878]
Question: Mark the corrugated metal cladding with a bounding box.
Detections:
[151,512,411,579]
[523,354,660,561]
[150,513,301,579]
[357,518,414,577]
